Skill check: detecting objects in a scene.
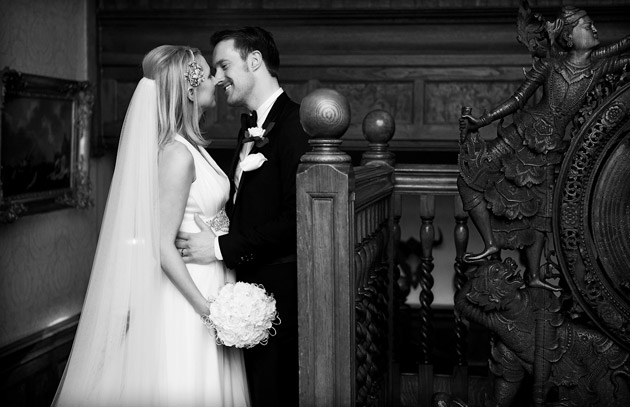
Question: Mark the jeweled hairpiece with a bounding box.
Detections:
[184,51,204,88]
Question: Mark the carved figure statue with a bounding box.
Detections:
[458,0,630,290]
[455,258,630,407]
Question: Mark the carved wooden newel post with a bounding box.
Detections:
[297,89,354,407]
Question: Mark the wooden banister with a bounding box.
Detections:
[354,166,394,211]
[297,90,471,406]
[394,164,459,195]
[392,163,469,405]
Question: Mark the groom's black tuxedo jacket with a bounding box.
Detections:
[220,91,308,406]
[220,92,310,276]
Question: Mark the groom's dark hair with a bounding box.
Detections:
[210,26,280,78]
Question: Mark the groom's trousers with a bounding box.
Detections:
[240,260,299,407]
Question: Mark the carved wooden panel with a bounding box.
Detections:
[322,82,413,125]
[97,1,630,154]
[425,81,521,125]
[99,0,208,8]
[99,0,624,10]
[297,163,356,407]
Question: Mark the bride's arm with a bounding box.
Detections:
[158,141,208,316]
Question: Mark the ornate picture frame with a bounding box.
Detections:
[0,68,94,223]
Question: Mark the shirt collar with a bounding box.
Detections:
[253,88,284,128]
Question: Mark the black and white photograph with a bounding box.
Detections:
[1,1,629,406]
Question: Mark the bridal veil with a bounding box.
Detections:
[53,78,167,406]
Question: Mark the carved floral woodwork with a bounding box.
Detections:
[554,74,630,351]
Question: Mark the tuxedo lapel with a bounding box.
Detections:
[228,128,245,179]
[226,127,246,215]
[250,92,289,155]
[263,92,289,129]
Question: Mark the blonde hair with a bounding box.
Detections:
[142,45,209,148]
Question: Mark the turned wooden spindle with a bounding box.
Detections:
[417,194,436,407]
[452,195,470,401]
[299,88,351,164]
[361,109,396,166]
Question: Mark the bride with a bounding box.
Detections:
[52,45,249,407]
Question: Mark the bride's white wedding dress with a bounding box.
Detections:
[52,79,248,407]
[160,135,249,406]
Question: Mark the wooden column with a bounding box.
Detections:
[297,89,354,407]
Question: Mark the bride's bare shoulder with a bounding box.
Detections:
[159,139,194,172]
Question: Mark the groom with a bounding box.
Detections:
[177,27,309,406]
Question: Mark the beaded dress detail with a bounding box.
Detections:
[203,207,230,234]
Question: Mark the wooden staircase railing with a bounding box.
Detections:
[297,89,472,407]
[393,164,470,405]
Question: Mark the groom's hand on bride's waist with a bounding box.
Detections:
[175,214,217,264]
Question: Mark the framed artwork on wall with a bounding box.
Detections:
[0,68,94,223]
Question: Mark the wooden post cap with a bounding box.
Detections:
[300,88,351,139]
[362,109,395,144]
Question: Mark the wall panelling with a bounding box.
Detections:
[97,0,630,156]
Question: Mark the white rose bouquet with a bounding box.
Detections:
[202,282,280,348]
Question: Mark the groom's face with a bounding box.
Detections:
[212,39,255,108]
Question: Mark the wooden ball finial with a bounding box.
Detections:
[362,109,395,144]
[300,88,351,139]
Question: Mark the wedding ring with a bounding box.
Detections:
[180,248,185,257]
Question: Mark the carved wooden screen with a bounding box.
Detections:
[554,77,630,352]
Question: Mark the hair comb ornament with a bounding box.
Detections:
[184,51,204,88]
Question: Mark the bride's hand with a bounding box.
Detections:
[175,214,217,264]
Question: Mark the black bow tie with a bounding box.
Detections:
[240,111,258,132]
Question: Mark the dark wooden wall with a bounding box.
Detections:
[97,0,630,163]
